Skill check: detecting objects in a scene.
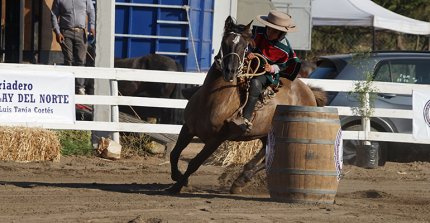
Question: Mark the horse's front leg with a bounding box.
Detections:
[170,124,194,182]
[167,137,224,195]
[230,137,267,194]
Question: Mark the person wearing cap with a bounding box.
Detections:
[51,0,95,95]
[236,10,301,132]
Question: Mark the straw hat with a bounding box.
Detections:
[256,10,297,32]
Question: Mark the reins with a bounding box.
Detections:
[238,53,267,78]
[234,53,269,118]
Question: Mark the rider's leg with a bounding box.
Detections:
[242,76,267,129]
[243,76,266,118]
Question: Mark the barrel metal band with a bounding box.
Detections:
[276,105,339,113]
[271,187,337,195]
[273,117,341,124]
[271,198,335,204]
[271,168,338,176]
[276,137,335,145]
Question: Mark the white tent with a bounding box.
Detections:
[312,0,430,36]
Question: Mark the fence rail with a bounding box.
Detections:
[0,63,429,145]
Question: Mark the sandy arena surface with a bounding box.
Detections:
[0,144,429,223]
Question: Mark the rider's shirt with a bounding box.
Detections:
[51,0,96,35]
[253,27,301,83]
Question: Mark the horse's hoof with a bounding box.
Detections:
[171,172,183,182]
[166,184,182,195]
[230,185,243,194]
[171,175,179,182]
[171,174,189,187]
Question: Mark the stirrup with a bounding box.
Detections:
[243,118,253,132]
[231,116,253,132]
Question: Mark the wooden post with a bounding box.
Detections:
[362,92,371,146]
[93,0,119,146]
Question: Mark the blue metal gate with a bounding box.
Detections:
[115,0,214,72]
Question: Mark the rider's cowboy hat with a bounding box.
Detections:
[256,10,297,32]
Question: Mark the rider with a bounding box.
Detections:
[235,10,302,132]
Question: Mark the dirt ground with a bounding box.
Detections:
[0,143,429,223]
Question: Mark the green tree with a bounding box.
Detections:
[372,0,430,21]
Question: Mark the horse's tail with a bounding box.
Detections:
[309,85,327,107]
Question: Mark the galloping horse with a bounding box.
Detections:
[168,16,326,194]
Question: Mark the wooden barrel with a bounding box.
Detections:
[266,105,342,204]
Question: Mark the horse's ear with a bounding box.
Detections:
[224,16,234,31]
[244,20,253,37]
[245,20,253,31]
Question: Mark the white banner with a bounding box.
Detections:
[413,90,430,139]
[0,70,74,124]
[334,128,343,181]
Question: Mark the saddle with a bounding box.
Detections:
[237,76,280,111]
[256,85,277,108]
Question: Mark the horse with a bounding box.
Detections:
[114,54,183,123]
[167,16,327,194]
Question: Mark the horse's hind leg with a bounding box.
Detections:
[230,137,267,194]
[167,137,224,194]
[170,124,194,182]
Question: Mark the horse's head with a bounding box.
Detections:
[217,16,253,82]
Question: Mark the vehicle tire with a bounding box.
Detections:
[342,124,387,167]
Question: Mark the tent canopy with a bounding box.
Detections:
[312,0,430,35]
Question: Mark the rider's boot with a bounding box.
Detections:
[232,95,258,132]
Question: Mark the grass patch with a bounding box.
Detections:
[56,130,93,156]
[55,131,155,158]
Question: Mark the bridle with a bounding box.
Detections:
[217,32,248,76]
[216,32,267,78]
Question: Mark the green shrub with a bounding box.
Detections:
[56,130,93,156]
[56,130,155,157]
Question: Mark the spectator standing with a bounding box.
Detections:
[51,0,95,95]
